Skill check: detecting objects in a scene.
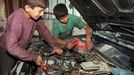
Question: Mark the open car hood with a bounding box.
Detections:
[69,0,134,32]
[70,0,134,70]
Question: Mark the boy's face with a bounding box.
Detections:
[59,15,69,24]
[26,5,45,20]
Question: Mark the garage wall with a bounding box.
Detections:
[0,0,85,35]
[0,0,6,33]
[45,0,81,19]
[0,0,20,36]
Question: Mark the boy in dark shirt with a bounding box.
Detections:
[0,0,63,75]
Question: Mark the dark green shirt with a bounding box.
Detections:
[52,14,86,39]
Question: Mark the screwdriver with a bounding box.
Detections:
[39,63,48,71]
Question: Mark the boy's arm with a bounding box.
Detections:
[74,15,94,51]
[83,25,94,51]
[36,20,56,48]
[6,17,38,62]
[54,37,68,46]
[36,20,63,54]
[54,37,77,49]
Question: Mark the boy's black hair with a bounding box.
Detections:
[23,0,49,9]
[53,3,68,19]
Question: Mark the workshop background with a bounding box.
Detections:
[0,0,134,75]
[0,0,85,36]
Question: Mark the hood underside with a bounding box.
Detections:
[69,0,134,34]
[70,0,134,54]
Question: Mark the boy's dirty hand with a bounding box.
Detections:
[52,47,63,55]
[35,55,43,66]
[67,38,79,49]
[67,42,74,49]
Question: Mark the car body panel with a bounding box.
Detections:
[70,0,134,70]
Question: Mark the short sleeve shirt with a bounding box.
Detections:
[52,14,86,39]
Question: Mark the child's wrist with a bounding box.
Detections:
[65,41,68,47]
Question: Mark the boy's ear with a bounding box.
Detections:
[24,5,31,12]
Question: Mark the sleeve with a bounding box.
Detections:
[52,20,59,37]
[74,15,86,29]
[36,19,56,48]
[6,15,38,62]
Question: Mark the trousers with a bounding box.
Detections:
[0,47,16,75]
